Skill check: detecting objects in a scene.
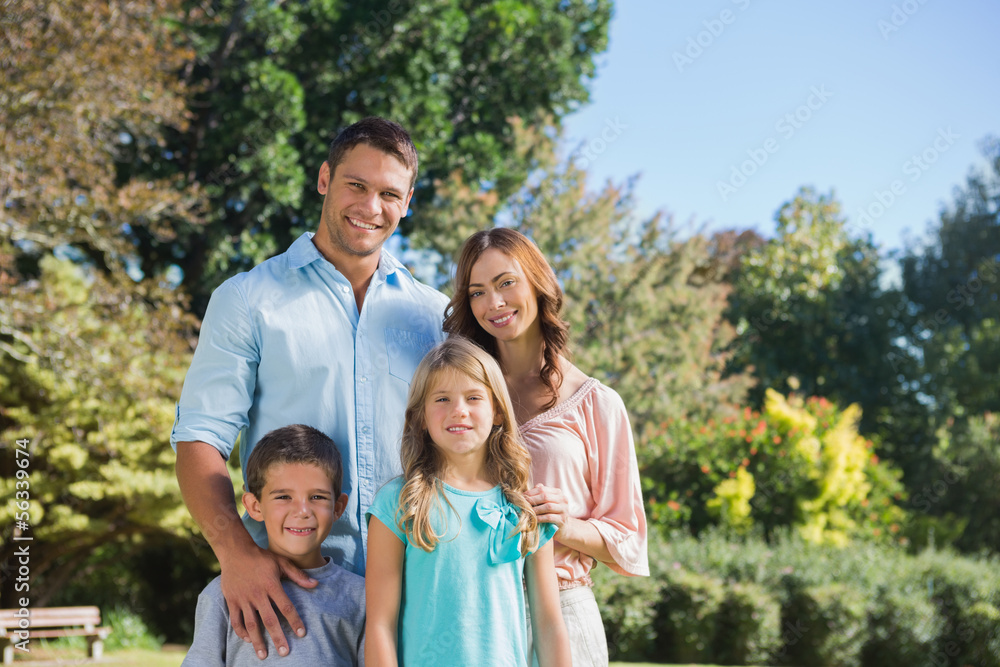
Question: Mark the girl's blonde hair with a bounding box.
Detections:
[398,336,540,553]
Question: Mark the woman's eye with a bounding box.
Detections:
[469,290,483,298]
[500,279,514,288]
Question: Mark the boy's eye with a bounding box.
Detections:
[312,494,331,501]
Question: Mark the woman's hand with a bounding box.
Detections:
[526,483,571,531]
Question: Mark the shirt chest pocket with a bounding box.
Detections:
[384,328,436,383]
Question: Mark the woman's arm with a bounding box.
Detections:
[525,541,572,667]
[525,484,614,564]
[365,517,404,667]
[530,383,649,577]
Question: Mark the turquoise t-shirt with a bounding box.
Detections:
[366,477,556,667]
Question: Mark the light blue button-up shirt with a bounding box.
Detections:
[171,233,448,575]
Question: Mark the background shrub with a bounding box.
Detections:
[713,580,782,665]
[778,583,867,667]
[861,587,943,667]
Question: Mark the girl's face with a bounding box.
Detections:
[424,368,500,463]
[467,248,540,343]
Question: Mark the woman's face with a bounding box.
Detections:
[467,248,540,343]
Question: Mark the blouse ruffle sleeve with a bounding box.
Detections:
[584,385,649,577]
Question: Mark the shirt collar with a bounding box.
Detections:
[287,232,405,282]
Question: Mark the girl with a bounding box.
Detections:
[443,228,649,667]
[365,336,571,667]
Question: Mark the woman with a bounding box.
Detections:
[443,228,648,666]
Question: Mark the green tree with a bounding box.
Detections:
[0,0,206,607]
[898,138,1000,553]
[492,128,754,440]
[725,187,917,462]
[900,138,1000,423]
[128,0,612,313]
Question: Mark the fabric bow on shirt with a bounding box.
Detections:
[475,497,524,564]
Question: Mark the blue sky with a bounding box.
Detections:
[560,0,1000,254]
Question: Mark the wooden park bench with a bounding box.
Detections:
[0,606,111,664]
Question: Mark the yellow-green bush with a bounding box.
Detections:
[643,388,907,545]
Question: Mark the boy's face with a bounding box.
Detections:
[243,463,348,570]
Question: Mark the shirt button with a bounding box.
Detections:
[362,425,371,435]
[341,285,349,293]
[360,376,367,383]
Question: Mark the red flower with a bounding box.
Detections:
[667,500,681,511]
[700,465,710,474]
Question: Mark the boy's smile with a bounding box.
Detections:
[243,463,347,570]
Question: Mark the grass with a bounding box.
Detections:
[9,644,186,666]
[10,645,740,666]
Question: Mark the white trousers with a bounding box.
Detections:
[527,585,609,667]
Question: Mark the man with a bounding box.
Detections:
[172,117,447,660]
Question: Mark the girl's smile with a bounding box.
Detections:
[424,369,500,464]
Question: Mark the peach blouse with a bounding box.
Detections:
[520,378,649,588]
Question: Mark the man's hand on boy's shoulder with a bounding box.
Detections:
[219,545,316,660]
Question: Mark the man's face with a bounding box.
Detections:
[314,143,414,261]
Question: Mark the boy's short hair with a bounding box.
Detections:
[245,425,343,498]
[326,116,419,188]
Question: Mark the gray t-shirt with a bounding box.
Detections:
[182,558,364,666]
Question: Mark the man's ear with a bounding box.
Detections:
[333,493,349,522]
[317,160,332,195]
[401,188,414,217]
[243,492,264,521]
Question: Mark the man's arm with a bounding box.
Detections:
[176,440,316,659]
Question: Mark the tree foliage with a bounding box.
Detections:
[127,0,612,313]
[487,126,753,441]
[0,258,201,605]
[725,187,918,460]
[900,138,1000,423]
[0,0,205,607]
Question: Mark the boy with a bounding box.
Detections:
[183,425,365,665]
